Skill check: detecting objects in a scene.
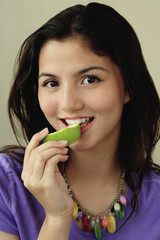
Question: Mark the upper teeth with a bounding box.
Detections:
[65,118,90,126]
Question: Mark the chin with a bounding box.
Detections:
[69,140,94,152]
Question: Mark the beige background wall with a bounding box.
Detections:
[0,0,159,163]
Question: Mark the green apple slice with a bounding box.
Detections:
[41,123,81,146]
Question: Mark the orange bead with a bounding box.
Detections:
[101,217,108,229]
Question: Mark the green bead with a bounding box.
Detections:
[94,222,103,240]
[116,204,125,220]
[115,211,121,219]
[120,189,124,194]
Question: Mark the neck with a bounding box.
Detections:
[64,139,124,218]
[65,140,121,187]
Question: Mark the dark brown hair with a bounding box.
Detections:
[2,2,160,227]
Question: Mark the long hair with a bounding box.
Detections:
[3,2,160,225]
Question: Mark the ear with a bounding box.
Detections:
[124,92,130,104]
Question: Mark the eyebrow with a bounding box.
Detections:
[38,73,57,80]
[78,66,108,74]
[38,66,108,80]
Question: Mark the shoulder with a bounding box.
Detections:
[0,150,24,196]
[139,169,160,202]
[0,150,45,238]
[0,150,24,201]
[143,169,160,187]
[0,150,24,177]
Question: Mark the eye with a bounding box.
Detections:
[42,80,59,88]
[82,76,100,84]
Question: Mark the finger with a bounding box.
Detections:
[32,148,68,180]
[22,128,49,180]
[42,154,69,184]
[34,139,68,152]
[22,128,68,181]
[25,141,68,177]
[25,128,49,161]
[27,140,68,172]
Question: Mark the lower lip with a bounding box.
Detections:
[80,119,94,135]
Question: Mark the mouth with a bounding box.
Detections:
[61,117,94,128]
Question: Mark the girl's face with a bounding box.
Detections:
[38,37,129,151]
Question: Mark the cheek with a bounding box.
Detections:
[38,92,57,117]
[88,85,125,114]
[87,89,115,112]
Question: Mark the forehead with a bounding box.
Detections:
[38,37,111,71]
[39,37,94,59]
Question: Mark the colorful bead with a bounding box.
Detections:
[77,211,83,221]
[63,171,126,238]
[114,202,121,212]
[94,221,103,240]
[82,215,91,232]
[107,215,116,233]
[90,219,96,229]
[120,204,125,219]
[73,201,78,219]
[119,195,127,205]
[120,189,125,195]
[116,203,125,220]
[101,216,108,229]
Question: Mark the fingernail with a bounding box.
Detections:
[58,140,68,145]
[63,148,69,153]
[64,155,69,161]
[39,128,48,135]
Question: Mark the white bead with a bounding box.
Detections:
[114,203,121,212]
[90,219,95,228]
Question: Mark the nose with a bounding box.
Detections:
[59,85,84,113]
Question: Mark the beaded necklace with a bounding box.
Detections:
[63,169,127,240]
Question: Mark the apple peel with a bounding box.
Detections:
[41,123,81,146]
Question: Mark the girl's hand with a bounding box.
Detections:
[21,128,74,218]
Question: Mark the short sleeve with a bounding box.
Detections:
[0,152,45,240]
[0,154,19,235]
[0,194,19,235]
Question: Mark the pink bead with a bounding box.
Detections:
[119,195,127,205]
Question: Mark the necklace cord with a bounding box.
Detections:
[63,169,126,219]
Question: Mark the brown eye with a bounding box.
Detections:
[43,80,59,87]
[82,76,100,84]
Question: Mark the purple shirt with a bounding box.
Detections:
[0,153,160,240]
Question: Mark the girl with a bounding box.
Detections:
[0,2,160,240]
